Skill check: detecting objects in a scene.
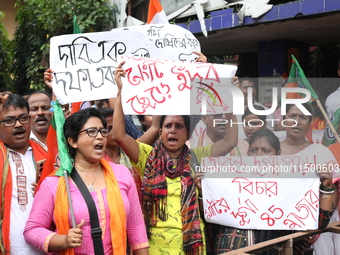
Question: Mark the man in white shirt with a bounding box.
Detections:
[324,58,340,146]
[0,93,46,254]
[26,91,52,151]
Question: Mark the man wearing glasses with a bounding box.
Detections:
[0,93,47,254]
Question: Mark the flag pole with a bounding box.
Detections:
[315,98,340,144]
[289,55,340,144]
[53,100,77,228]
[64,170,77,228]
[57,14,82,229]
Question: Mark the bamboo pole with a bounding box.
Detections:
[64,170,76,228]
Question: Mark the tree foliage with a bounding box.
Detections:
[0,11,11,91]
[310,44,340,99]
[10,0,113,94]
[310,44,340,78]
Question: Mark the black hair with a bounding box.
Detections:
[98,107,114,119]
[137,115,147,132]
[96,99,109,109]
[3,94,30,113]
[248,129,281,155]
[284,103,313,122]
[239,77,258,92]
[26,90,52,102]
[242,105,267,122]
[64,107,107,158]
[160,115,190,137]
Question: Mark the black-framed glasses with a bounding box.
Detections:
[0,115,31,127]
[79,127,110,137]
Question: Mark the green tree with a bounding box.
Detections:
[310,44,340,99]
[0,11,11,91]
[11,0,113,94]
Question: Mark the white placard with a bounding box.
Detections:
[50,24,201,104]
[200,155,322,230]
[202,178,319,230]
[120,57,237,115]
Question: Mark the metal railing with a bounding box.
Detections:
[222,221,340,255]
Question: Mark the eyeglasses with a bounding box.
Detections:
[0,115,31,127]
[210,113,227,119]
[79,127,110,137]
[286,114,309,121]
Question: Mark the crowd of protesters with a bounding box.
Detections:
[0,55,339,255]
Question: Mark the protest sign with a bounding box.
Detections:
[127,24,201,61]
[199,154,338,230]
[120,57,237,115]
[202,177,319,230]
[49,24,201,104]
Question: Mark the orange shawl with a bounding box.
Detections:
[0,140,47,254]
[54,158,126,255]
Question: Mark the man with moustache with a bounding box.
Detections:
[0,93,47,254]
[26,91,52,151]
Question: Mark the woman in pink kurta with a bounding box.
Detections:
[24,107,148,255]
[24,162,148,254]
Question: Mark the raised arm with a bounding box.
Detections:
[210,113,238,157]
[44,69,57,101]
[0,93,9,113]
[208,77,240,156]
[138,115,160,145]
[111,61,140,163]
[319,170,337,212]
[318,173,337,229]
[193,51,208,63]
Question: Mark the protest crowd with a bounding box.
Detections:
[1,4,340,255]
[0,52,339,255]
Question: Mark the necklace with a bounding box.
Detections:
[78,166,101,192]
[170,156,179,160]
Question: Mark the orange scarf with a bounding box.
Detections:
[54,158,126,255]
[0,140,47,254]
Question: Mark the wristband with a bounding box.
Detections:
[320,184,335,192]
[320,189,334,194]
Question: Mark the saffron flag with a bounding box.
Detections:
[36,122,58,188]
[147,0,169,24]
[37,101,73,192]
[288,55,319,101]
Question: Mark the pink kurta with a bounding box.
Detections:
[24,162,148,254]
